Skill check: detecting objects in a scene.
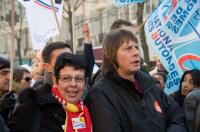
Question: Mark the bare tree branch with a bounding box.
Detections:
[63,0,85,17]
[63,1,71,16]
[74,0,82,11]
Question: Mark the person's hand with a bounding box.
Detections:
[0,90,16,120]
[82,22,91,44]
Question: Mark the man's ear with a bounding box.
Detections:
[43,63,52,73]
[52,75,58,87]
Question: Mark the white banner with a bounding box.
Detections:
[18,0,63,50]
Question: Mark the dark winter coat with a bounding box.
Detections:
[0,115,9,132]
[8,83,66,132]
[184,88,200,132]
[85,71,187,132]
[194,101,200,132]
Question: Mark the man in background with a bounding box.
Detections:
[0,57,10,97]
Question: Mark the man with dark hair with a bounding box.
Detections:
[110,19,134,30]
[42,42,72,64]
[85,29,187,132]
[33,23,94,87]
[40,42,73,86]
[0,57,16,123]
[91,19,148,85]
[32,42,72,87]
[111,19,149,74]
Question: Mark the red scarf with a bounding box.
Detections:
[52,87,92,132]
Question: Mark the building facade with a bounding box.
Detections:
[0,0,160,66]
[0,0,32,66]
[73,0,160,62]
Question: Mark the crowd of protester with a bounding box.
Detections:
[0,20,200,132]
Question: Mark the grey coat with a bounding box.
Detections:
[184,88,200,132]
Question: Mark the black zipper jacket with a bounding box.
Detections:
[85,71,187,132]
[8,84,65,132]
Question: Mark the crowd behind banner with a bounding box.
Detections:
[0,18,200,132]
[1,0,199,132]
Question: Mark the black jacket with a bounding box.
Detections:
[184,88,200,132]
[194,101,200,132]
[0,115,9,132]
[85,71,187,132]
[8,84,66,132]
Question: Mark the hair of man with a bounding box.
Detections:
[110,19,133,30]
[102,29,138,74]
[42,42,72,63]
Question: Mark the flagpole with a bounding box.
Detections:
[135,17,147,33]
[50,0,61,34]
[82,0,86,21]
[9,0,15,91]
[71,0,76,54]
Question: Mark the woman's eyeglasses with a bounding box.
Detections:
[58,74,85,83]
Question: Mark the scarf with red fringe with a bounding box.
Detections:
[52,87,92,132]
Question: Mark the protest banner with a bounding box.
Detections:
[145,0,200,94]
[113,0,144,7]
[17,0,63,50]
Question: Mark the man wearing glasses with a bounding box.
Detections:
[13,67,32,94]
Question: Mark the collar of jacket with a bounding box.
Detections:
[104,71,157,96]
[36,83,60,105]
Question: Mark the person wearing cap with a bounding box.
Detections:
[0,57,10,97]
[0,57,16,123]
